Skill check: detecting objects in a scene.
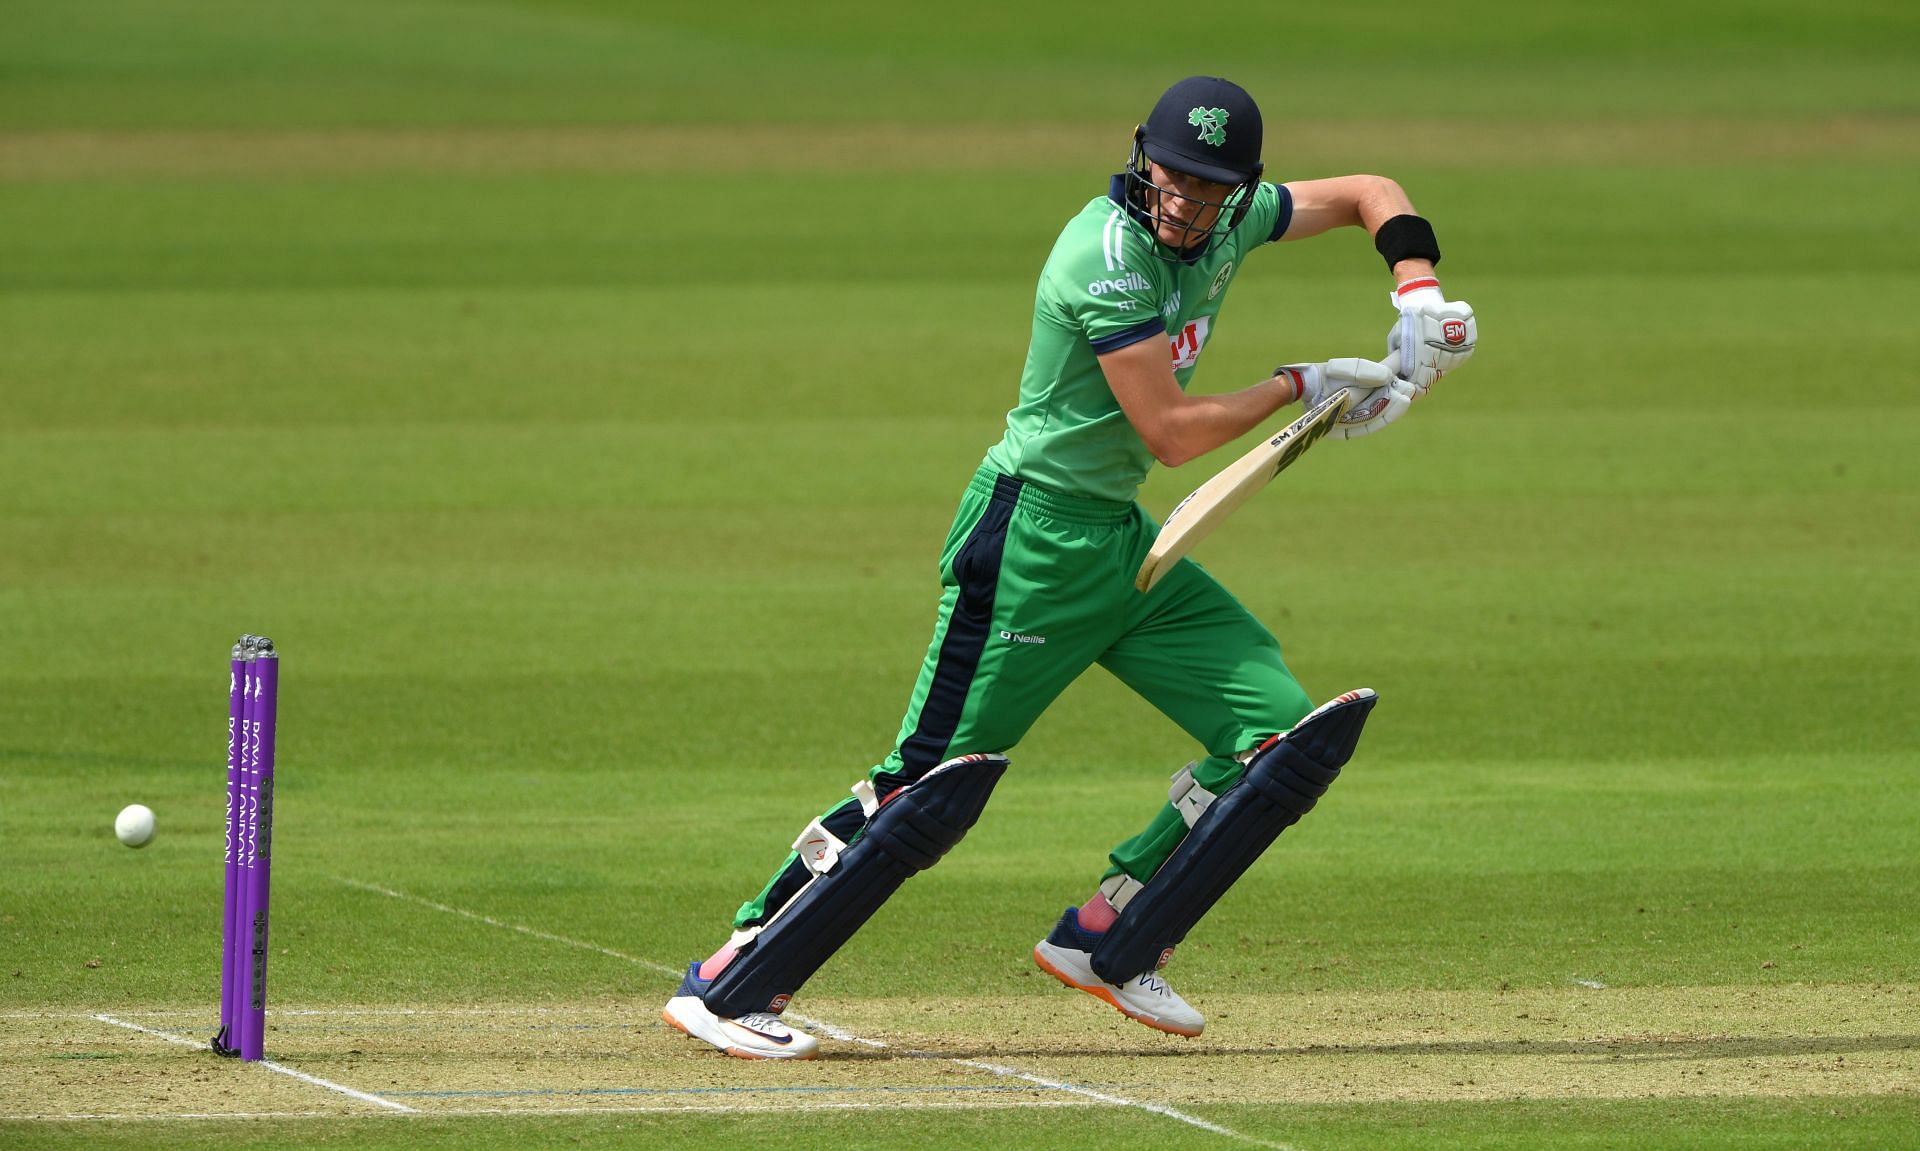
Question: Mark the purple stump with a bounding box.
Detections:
[235,648,260,1051]
[240,649,278,1061]
[214,636,250,1056]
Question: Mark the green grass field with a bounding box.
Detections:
[3,2,1918,1147]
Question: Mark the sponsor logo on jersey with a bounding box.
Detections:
[999,630,1047,645]
[1169,316,1211,370]
[1208,260,1234,300]
[1088,270,1152,297]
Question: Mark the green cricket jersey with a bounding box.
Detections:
[982,176,1294,503]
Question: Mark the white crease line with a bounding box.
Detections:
[784,1009,888,1048]
[339,876,840,1029]
[256,1057,417,1113]
[336,877,683,977]
[341,876,1288,1148]
[34,1099,1098,1121]
[946,1059,1277,1144]
[1573,978,1609,990]
[91,1014,417,1114]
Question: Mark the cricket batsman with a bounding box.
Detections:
[664,76,1476,1058]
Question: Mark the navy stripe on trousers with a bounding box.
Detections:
[896,474,1021,776]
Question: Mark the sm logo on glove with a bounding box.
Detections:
[1442,319,1468,346]
[1169,317,1211,370]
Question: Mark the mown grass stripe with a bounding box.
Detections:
[386,1084,1043,1099]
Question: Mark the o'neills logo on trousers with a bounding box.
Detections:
[1087,271,1152,296]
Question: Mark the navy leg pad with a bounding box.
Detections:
[701,753,1007,1018]
[1090,690,1375,984]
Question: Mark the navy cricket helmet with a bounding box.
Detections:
[1125,76,1265,259]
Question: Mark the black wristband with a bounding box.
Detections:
[1373,214,1441,270]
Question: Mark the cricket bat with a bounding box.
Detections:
[1135,388,1355,593]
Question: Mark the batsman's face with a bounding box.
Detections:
[1146,161,1235,249]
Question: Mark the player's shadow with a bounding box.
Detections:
[830,1034,1920,1063]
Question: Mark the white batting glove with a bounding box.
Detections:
[1275,358,1419,441]
[1385,277,1476,392]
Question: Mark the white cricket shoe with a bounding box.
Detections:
[1032,907,1205,1037]
[662,962,820,1060]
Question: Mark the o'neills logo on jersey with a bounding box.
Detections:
[1088,271,1152,296]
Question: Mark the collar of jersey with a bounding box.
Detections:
[1107,174,1210,266]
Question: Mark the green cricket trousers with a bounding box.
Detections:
[735,465,1314,928]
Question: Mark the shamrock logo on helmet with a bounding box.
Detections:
[1187,106,1229,147]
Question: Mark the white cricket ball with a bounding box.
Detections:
[115,804,156,848]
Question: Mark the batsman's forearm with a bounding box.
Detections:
[1390,256,1436,283]
[1354,178,1437,282]
[1355,176,1418,234]
[1156,375,1302,467]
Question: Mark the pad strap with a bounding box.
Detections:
[1167,763,1218,828]
[792,820,848,877]
[1099,872,1145,912]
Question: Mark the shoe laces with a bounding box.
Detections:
[1134,972,1172,996]
[736,1012,788,1032]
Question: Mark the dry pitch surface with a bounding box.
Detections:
[7,984,1914,1127]
[6,887,1916,1132]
